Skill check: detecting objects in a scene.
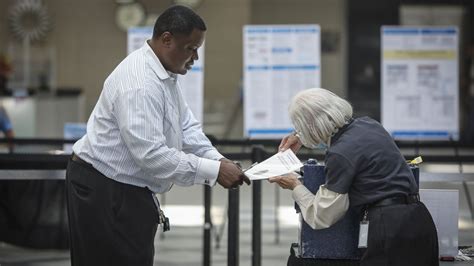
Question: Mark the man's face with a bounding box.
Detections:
[164,29,205,75]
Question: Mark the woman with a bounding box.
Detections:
[270,88,439,266]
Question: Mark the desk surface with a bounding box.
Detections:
[421,172,474,182]
[0,170,66,180]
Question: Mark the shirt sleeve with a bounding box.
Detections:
[292,184,349,230]
[324,152,356,194]
[178,89,224,161]
[114,87,220,187]
[178,88,223,186]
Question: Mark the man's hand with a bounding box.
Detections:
[217,159,251,188]
[268,174,301,190]
[219,158,235,164]
[278,133,302,153]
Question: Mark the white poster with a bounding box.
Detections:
[243,25,321,139]
[127,27,205,122]
[381,26,459,140]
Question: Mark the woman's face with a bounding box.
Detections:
[295,128,315,149]
[295,125,328,150]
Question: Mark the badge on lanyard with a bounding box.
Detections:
[358,209,369,248]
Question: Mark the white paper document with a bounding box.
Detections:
[244,149,303,180]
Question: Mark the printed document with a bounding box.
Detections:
[245,149,303,180]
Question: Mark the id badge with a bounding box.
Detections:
[358,221,369,248]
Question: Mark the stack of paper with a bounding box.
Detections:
[244,149,303,180]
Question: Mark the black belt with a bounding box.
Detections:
[369,194,420,209]
[71,153,92,167]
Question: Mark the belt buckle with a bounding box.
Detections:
[72,154,82,163]
[413,193,420,202]
[407,193,420,203]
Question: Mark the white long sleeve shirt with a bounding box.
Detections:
[73,41,223,194]
[292,184,349,229]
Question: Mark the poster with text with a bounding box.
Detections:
[243,25,321,139]
[381,26,459,140]
[127,27,205,122]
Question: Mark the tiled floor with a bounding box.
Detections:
[0,180,473,265]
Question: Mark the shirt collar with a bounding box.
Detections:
[143,40,177,81]
[330,117,355,144]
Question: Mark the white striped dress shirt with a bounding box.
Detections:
[73,41,223,194]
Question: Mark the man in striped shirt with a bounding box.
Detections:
[65,5,249,266]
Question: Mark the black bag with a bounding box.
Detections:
[295,159,361,260]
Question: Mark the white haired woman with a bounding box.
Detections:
[270,88,439,266]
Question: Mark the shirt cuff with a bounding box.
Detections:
[195,158,221,187]
[292,184,314,209]
[202,149,224,161]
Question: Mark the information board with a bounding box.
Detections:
[243,25,321,139]
[127,27,205,122]
[381,26,459,140]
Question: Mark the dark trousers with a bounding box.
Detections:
[66,158,159,266]
[361,202,439,266]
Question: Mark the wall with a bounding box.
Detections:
[0,0,252,119]
[200,0,251,101]
[251,0,347,98]
[0,1,7,53]
[1,0,128,116]
[0,0,346,138]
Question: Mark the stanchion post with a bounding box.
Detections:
[228,187,240,266]
[203,186,212,266]
[274,185,280,244]
[251,145,265,266]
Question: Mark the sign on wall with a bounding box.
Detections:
[381,26,459,140]
[243,25,321,139]
[127,27,205,122]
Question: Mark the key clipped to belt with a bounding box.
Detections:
[159,209,170,232]
[152,193,170,232]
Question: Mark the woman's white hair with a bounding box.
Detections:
[289,88,353,147]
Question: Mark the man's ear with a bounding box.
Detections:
[161,32,173,47]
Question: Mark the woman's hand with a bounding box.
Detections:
[278,133,302,153]
[268,173,302,190]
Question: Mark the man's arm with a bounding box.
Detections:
[179,90,223,161]
[115,87,245,188]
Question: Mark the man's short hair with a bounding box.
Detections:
[153,5,206,38]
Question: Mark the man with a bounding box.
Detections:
[0,106,14,152]
[0,106,13,138]
[66,5,249,266]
